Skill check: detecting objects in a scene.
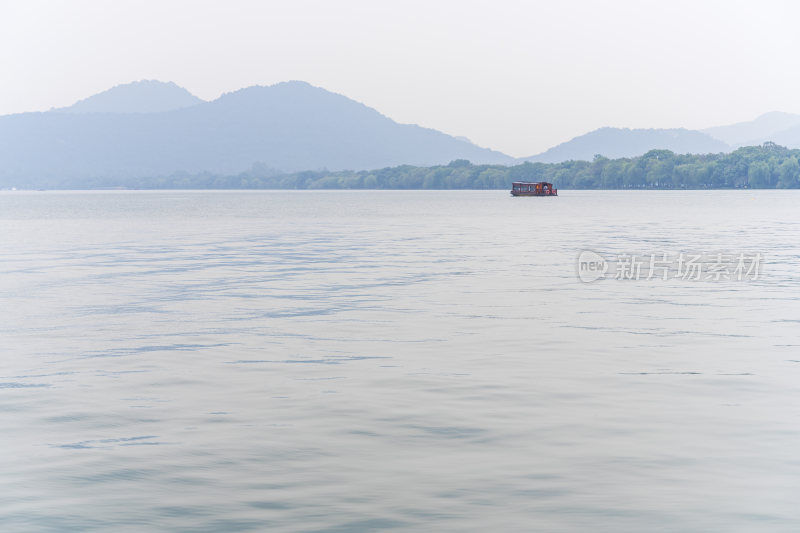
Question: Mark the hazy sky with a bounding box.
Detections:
[2,0,799,156]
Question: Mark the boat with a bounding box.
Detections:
[510,181,557,196]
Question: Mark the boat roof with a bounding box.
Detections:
[512,181,554,186]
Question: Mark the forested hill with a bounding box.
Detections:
[523,127,729,163]
[0,81,514,188]
[28,142,800,190]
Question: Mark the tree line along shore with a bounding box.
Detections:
[66,142,800,190]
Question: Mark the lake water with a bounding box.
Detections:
[1,190,799,532]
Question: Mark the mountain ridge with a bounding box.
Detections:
[701,111,800,147]
[0,81,514,187]
[523,127,730,163]
[4,80,800,188]
[54,80,205,114]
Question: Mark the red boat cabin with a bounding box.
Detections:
[510,181,558,196]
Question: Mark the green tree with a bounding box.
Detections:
[777,157,800,188]
[747,161,771,188]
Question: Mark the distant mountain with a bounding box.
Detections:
[0,81,514,187]
[524,127,730,163]
[760,123,800,150]
[702,111,800,147]
[55,80,205,114]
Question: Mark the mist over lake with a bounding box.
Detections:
[2,190,799,532]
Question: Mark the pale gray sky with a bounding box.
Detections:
[2,0,799,156]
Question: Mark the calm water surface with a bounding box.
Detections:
[1,190,799,532]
